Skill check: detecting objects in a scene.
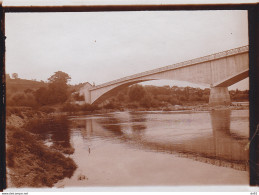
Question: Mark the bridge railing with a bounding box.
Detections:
[91,45,248,90]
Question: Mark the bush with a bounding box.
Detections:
[6,107,23,117]
[81,103,98,111]
[8,93,37,107]
[128,85,146,102]
[39,106,56,114]
[61,103,80,112]
[127,102,139,109]
[140,95,152,108]
[72,93,85,101]
[103,102,116,109]
[168,97,179,105]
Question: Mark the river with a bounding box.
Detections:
[30,109,249,187]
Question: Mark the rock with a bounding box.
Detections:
[77,174,87,181]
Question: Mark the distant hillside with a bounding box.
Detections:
[6,78,47,95]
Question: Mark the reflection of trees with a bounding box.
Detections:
[130,112,147,136]
[86,111,248,170]
[98,117,123,136]
[132,125,146,132]
[130,112,147,123]
[25,116,74,154]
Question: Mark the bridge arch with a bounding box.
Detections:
[79,46,249,105]
[92,79,153,104]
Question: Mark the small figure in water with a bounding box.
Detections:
[88,146,91,154]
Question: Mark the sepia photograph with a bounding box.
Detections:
[4,8,250,189]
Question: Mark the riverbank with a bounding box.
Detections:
[58,102,249,116]
[6,109,77,188]
[6,104,249,188]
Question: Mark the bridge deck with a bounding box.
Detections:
[91,45,249,90]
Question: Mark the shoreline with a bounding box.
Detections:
[6,101,249,118]
[60,103,249,116]
[5,104,249,188]
[6,110,77,188]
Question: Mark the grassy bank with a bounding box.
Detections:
[6,109,77,188]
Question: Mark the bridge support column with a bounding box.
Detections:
[79,83,92,104]
[209,87,231,106]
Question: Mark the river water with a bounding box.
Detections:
[32,109,249,186]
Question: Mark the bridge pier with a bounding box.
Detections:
[79,82,92,104]
[209,87,231,106]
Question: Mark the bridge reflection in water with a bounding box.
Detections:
[75,110,249,171]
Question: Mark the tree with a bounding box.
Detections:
[140,95,152,108]
[117,92,126,102]
[128,84,146,102]
[12,73,18,79]
[73,92,85,101]
[34,87,49,106]
[47,71,71,104]
[32,71,71,105]
[48,71,71,84]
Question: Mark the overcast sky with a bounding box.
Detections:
[5,10,249,90]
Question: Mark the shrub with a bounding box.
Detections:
[81,103,98,111]
[140,95,152,108]
[61,103,80,112]
[127,102,139,109]
[72,93,85,101]
[128,85,146,102]
[39,106,56,114]
[168,97,179,105]
[103,102,116,109]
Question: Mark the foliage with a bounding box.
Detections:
[128,84,146,102]
[48,71,71,84]
[34,87,49,106]
[6,71,72,108]
[7,93,37,107]
[47,71,71,104]
[72,92,85,101]
[38,106,56,114]
[139,95,152,108]
[6,70,249,111]
[18,71,72,106]
[12,73,18,79]
[104,84,249,110]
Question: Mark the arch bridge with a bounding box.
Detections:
[80,45,249,106]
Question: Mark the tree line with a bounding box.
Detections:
[97,84,249,110]
[6,71,249,112]
[7,71,71,109]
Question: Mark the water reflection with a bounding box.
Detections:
[130,112,147,136]
[210,110,248,165]
[98,117,123,136]
[25,116,74,154]
[211,109,231,136]
[71,110,248,170]
[29,110,249,171]
[75,119,93,141]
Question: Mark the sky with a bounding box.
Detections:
[5,10,249,90]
